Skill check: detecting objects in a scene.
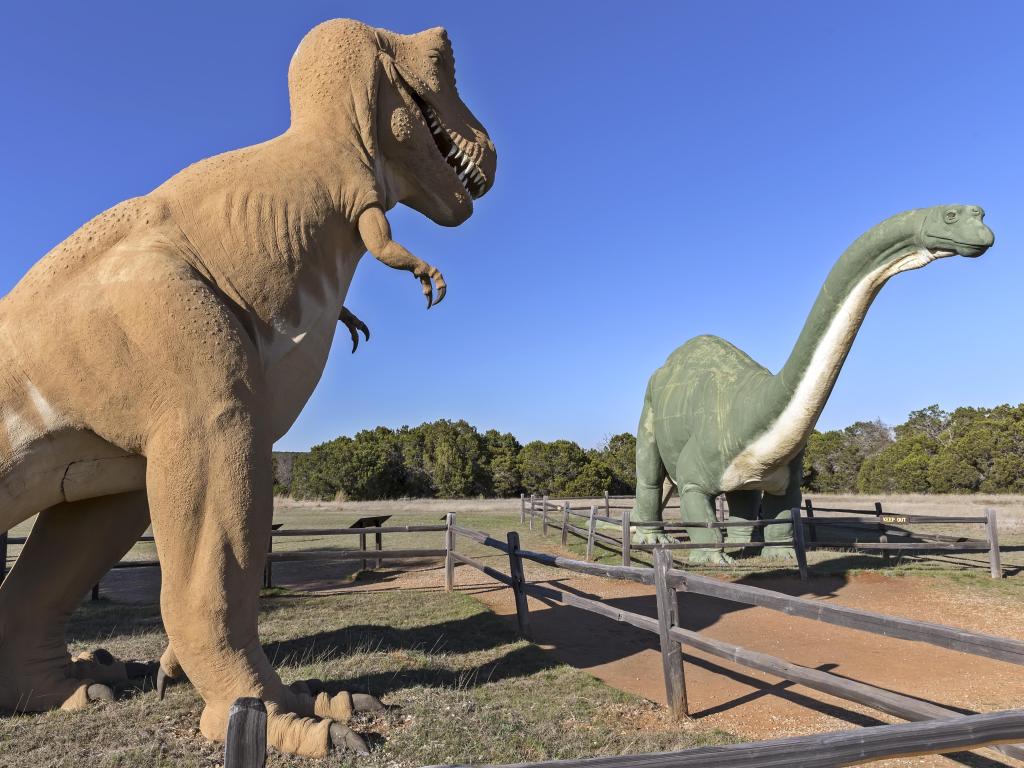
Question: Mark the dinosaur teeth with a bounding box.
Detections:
[416,98,487,198]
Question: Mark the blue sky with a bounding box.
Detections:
[2,2,1022,451]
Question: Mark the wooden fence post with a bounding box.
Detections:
[373,528,383,569]
[529,494,535,530]
[604,490,610,516]
[790,507,808,581]
[586,506,597,561]
[875,501,890,565]
[541,495,549,536]
[0,530,7,585]
[445,512,456,591]
[263,528,273,589]
[986,508,1002,579]
[804,498,818,545]
[506,531,531,639]
[520,493,526,525]
[621,507,632,566]
[561,502,570,546]
[653,548,688,719]
[224,697,267,768]
[359,530,368,572]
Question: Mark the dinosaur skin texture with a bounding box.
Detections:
[0,19,495,757]
[634,206,993,564]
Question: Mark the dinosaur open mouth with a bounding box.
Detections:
[409,91,488,199]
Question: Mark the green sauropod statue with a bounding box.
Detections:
[634,205,994,564]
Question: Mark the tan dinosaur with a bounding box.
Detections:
[0,18,495,757]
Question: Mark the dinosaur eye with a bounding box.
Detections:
[944,209,959,223]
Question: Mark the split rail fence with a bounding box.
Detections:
[444,516,1024,763]
[0,519,450,597]
[518,493,1003,579]
[214,512,1024,766]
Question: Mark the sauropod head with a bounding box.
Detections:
[920,205,994,258]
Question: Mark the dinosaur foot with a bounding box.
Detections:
[687,548,735,565]
[761,545,797,562]
[70,647,155,685]
[631,529,676,546]
[197,683,386,758]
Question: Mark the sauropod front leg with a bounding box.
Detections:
[145,403,372,757]
[0,490,151,713]
[678,484,733,565]
[759,450,802,562]
[357,205,446,307]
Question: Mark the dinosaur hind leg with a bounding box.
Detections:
[145,401,378,757]
[723,490,761,550]
[759,451,803,562]
[0,490,151,713]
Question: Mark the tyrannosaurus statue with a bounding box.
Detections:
[634,206,993,563]
[0,19,495,757]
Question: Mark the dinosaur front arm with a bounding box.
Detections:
[357,206,446,308]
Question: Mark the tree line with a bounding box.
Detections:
[803,403,1024,494]
[280,420,637,500]
[278,402,1024,501]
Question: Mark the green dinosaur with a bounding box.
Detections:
[633,206,994,563]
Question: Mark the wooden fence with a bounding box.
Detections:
[0,520,450,596]
[214,514,1024,767]
[447,520,1024,763]
[520,493,1003,579]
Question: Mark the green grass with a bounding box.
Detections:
[0,590,732,768]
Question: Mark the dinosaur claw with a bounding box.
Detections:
[156,666,168,700]
[352,693,386,713]
[92,647,115,665]
[430,267,446,307]
[339,308,371,353]
[86,683,114,703]
[330,722,370,755]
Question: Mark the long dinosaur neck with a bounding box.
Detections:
[769,210,932,440]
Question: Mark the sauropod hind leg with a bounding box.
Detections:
[0,491,151,712]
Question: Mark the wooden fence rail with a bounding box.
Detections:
[0,519,451,595]
[436,709,1024,768]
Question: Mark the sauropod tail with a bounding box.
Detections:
[633,381,666,525]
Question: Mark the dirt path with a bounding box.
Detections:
[94,552,1024,766]
[340,560,1024,767]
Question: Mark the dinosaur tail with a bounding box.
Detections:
[633,379,666,525]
